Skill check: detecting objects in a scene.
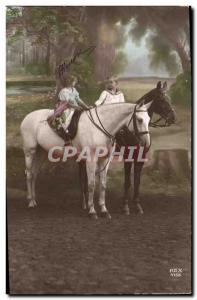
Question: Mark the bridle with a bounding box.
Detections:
[86,104,150,144]
[139,93,175,128]
[127,104,150,142]
[149,107,175,128]
[86,104,150,174]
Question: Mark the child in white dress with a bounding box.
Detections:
[48,75,89,134]
[95,77,125,106]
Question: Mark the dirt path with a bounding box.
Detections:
[8,191,191,295]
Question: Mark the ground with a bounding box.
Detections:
[8,192,191,294]
[6,77,192,294]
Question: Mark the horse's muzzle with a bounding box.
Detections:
[138,131,150,148]
[167,110,176,125]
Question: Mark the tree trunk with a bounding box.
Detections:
[88,12,116,81]
[175,43,191,72]
[22,39,25,66]
[45,38,51,75]
[151,149,190,180]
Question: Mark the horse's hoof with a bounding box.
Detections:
[28,199,37,208]
[88,213,98,220]
[136,204,144,215]
[28,201,35,208]
[101,211,112,219]
[123,207,130,215]
[33,200,37,206]
[82,204,87,210]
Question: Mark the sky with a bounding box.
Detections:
[121,32,171,78]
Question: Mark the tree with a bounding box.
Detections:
[85,7,128,80]
[6,6,191,79]
[6,6,88,74]
[128,6,190,74]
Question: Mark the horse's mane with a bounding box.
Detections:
[136,88,156,105]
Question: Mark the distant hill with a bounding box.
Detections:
[119,76,176,81]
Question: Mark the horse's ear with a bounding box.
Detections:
[156,81,162,89]
[144,100,153,110]
[163,81,168,90]
[138,99,145,107]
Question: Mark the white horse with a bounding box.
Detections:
[20,102,152,219]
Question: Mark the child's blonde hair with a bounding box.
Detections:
[60,73,78,88]
[104,76,118,84]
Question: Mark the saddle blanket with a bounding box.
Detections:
[48,109,82,142]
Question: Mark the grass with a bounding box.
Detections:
[6,78,191,195]
[120,78,176,102]
[6,79,191,148]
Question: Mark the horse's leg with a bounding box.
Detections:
[133,161,144,214]
[78,161,88,210]
[31,148,46,206]
[123,161,132,215]
[86,161,97,219]
[24,148,37,207]
[98,158,111,219]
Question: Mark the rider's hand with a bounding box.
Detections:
[47,115,55,124]
[77,107,83,111]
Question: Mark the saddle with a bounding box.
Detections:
[49,109,82,143]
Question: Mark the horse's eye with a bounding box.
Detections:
[137,118,143,123]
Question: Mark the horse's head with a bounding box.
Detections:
[140,81,176,126]
[128,103,152,148]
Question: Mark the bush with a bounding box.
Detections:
[25,63,50,75]
[169,71,191,106]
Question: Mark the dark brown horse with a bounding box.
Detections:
[78,81,176,215]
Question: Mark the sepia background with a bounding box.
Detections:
[6,6,191,294]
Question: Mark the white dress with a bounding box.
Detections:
[95,90,125,106]
[58,87,79,130]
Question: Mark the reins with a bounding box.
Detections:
[86,108,114,174]
[149,107,175,128]
[86,107,115,144]
[86,104,150,143]
[149,117,170,128]
[137,97,175,128]
[85,104,150,174]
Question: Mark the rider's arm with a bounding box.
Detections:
[74,89,89,109]
[95,91,107,106]
[77,97,89,110]
[68,103,82,110]
[119,92,125,103]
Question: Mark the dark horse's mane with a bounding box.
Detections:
[136,88,156,105]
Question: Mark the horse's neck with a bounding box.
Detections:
[137,91,154,117]
[95,103,134,136]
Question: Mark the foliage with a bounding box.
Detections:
[129,7,190,73]
[169,72,191,106]
[6,6,22,22]
[111,51,128,76]
[6,6,191,81]
[25,63,51,75]
[147,34,181,75]
[65,52,95,86]
[7,6,88,74]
